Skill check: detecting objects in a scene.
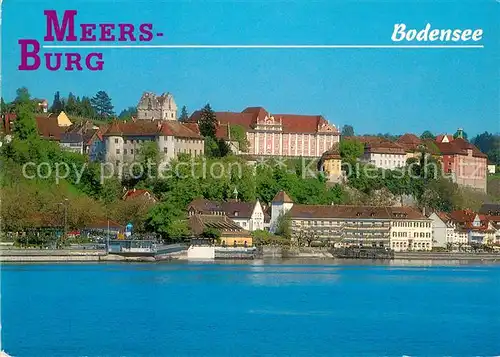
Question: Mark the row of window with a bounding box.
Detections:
[392,242,430,248]
[392,232,431,238]
[293,220,389,227]
[115,147,202,156]
[163,147,200,156]
[393,221,431,228]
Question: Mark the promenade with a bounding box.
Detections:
[3,247,500,262]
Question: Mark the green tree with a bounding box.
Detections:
[341,124,355,137]
[179,106,189,122]
[50,91,63,114]
[146,201,189,242]
[118,106,137,120]
[80,96,96,118]
[65,92,78,114]
[199,103,217,138]
[339,138,364,164]
[13,104,38,140]
[472,132,500,165]
[229,124,249,152]
[91,90,115,119]
[202,227,221,239]
[275,212,291,239]
[420,130,435,140]
[124,141,160,186]
[14,87,36,112]
[1,97,14,114]
[15,87,31,104]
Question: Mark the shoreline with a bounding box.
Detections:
[2,249,500,263]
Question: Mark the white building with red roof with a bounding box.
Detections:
[102,119,204,166]
[430,209,499,248]
[189,106,339,158]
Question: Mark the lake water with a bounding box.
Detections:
[2,260,500,357]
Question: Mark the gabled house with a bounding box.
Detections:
[429,212,465,248]
[122,188,158,203]
[448,209,498,245]
[187,198,266,232]
[59,122,105,161]
[187,213,253,247]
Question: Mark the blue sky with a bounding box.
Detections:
[2,0,499,137]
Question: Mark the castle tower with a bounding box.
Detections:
[136,92,178,121]
[269,191,294,233]
[318,144,343,183]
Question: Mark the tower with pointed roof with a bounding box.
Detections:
[269,190,294,233]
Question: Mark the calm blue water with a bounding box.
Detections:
[2,261,500,357]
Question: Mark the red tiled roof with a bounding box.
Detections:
[347,136,390,144]
[289,205,428,220]
[35,116,65,141]
[160,121,202,139]
[320,144,341,160]
[122,189,157,202]
[187,198,258,219]
[272,191,293,204]
[3,113,65,141]
[435,138,487,158]
[188,107,339,135]
[436,134,454,143]
[188,214,249,236]
[396,134,423,152]
[436,211,452,223]
[397,133,421,145]
[102,120,202,139]
[365,141,406,154]
[449,209,477,223]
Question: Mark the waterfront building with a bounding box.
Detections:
[435,129,487,192]
[448,210,498,245]
[189,106,340,158]
[269,191,432,251]
[428,212,463,248]
[136,92,177,120]
[187,198,268,232]
[102,119,204,166]
[431,209,500,248]
[187,213,253,247]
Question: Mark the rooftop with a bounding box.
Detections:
[289,205,428,220]
[188,106,339,135]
